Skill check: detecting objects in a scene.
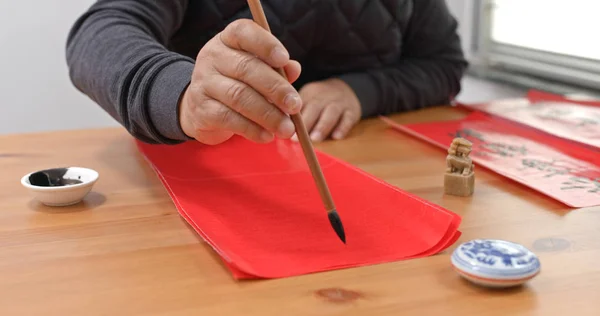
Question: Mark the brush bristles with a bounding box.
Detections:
[327,210,346,244]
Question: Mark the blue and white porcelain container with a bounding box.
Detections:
[451,239,541,288]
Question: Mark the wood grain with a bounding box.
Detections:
[1,106,599,315]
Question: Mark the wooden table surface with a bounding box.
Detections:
[1,107,599,315]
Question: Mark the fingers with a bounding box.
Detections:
[196,98,274,143]
[215,19,302,115]
[212,47,302,116]
[293,107,356,142]
[220,19,290,68]
[291,100,324,141]
[283,60,301,83]
[189,18,308,145]
[309,105,343,142]
[332,111,357,140]
[203,74,296,139]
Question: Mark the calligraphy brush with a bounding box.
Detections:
[246,0,346,244]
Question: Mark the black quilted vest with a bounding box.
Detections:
[170,0,413,87]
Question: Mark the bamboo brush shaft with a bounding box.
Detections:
[247,0,336,212]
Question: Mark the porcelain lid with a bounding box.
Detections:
[451,239,541,280]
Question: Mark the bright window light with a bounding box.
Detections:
[490,0,600,61]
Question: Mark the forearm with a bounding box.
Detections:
[66,0,194,144]
[339,0,468,118]
[340,56,466,117]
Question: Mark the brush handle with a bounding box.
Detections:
[247,0,336,212]
[289,112,336,212]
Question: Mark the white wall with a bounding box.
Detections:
[0,0,118,135]
[446,0,475,60]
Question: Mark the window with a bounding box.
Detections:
[470,0,600,92]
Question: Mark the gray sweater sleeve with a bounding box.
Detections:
[66,0,194,144]
[338,0,469,117]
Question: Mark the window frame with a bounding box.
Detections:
[468,0,600,93]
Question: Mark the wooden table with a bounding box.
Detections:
[1,107,598,315]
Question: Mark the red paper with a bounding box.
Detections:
[381,112,600,208]
[461,96,600,150]
[458,90,600,150]
[136,137,461,279]
[527,89,600,107]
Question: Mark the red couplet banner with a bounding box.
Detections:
[381,112,600,208]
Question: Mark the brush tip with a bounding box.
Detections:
[328,210,346,244]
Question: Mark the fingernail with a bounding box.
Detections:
[271,47,289,65]
[333,131,344,140]
[278,119,295,138]
[283,93,301,113]
[310,131,322,142]
[291,133,298,142]
[260,131,273,142]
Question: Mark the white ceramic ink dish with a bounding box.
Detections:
[21,167,99,206]
[451,239,541,288]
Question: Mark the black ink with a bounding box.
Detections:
[29,168,83,187]
[561,177,600,193]
[328,210,346,244]
[576,118,599,127]
[483,143,528,157]
[519,159,576,178]
[449,128,486,142]
[534,105,600,128]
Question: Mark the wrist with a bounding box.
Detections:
[336,73,379,118]
[145,57,195,143]
[178,85,196,139]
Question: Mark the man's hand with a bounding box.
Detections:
[179,19,302,145]
[293,79,361,142]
